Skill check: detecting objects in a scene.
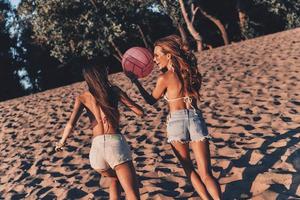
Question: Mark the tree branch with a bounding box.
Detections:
[197,5,230,45]
[191,3,199,24]
[179,0,203,51]
[112,54,122,63]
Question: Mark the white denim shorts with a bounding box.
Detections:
[89,134,132,171]
[166,109,210,143]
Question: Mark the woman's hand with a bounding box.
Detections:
[55,142,64,151]
[125,71,138,83]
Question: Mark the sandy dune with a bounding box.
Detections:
[1,28,300,199]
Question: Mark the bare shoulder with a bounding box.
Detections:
[157,73,168,83]
[78,91,92,103]
[167,71,178,78]
[157,71,175,84]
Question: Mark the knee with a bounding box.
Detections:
[104,175,119,187]
[199,171,213,183]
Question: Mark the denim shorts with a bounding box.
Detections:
[166,109,210,143]
[89,134,132,171]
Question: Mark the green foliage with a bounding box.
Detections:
[3,0,300,101]
[18,0,147,63]
[158,0,183,27]
[240,16,261,39]
[257,0,300,29]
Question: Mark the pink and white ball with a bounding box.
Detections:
[122,47,154,78]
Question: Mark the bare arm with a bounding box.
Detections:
[151,75,167,100]
[56,96,84,150]
[127,72,167,105]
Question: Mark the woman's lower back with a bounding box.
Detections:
[92,124,120,137]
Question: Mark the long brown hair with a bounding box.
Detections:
[82,59,119,128]
[154,35,202,99]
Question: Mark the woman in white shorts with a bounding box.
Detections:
[55,59,143,200]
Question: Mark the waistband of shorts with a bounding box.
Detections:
[168,109,200,117]
[92,133,123,142]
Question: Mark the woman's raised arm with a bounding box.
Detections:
[126,72,167,105]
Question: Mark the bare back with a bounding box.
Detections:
[76,87,143,137]
[153,71,197,112]
[79,91,118,136]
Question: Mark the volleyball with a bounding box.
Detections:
[122,47,154,78]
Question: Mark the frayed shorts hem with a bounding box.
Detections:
[167,135,211,144]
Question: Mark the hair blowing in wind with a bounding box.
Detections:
[154,35,202,99]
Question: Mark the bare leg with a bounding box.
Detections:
[97,168,121,200]
[114,161,140,200]
[190,140,222,200]
[171,142,211,200]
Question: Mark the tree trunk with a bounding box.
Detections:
[109,39,123,59]
[178,0,203,51]
[197,6,230,45]
[177,24,190,50]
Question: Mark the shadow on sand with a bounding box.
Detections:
[222,127,300,199]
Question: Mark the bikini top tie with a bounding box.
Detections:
[163,94,197,110]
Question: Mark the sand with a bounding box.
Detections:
[0,28,300,199]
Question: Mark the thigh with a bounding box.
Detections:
[171,142,193,166]
[114,161,139,192]
[190,140,212,175]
